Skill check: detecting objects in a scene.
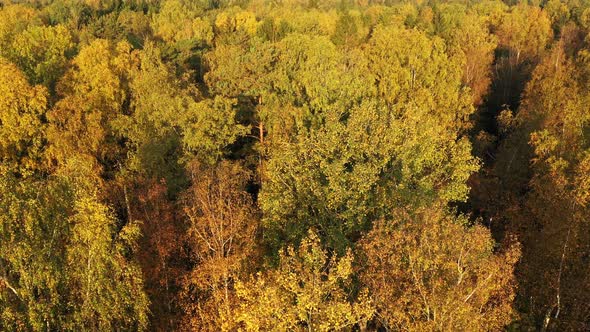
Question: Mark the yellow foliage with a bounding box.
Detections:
[575,152,590,206]
[497,4,552,64]
[236,230,374,331]
[46,39,136,165]
[0,58,47,173]
[152,0,214,44]
[215,8,258,36]
[0,4,38,53]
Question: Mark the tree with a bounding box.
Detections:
[496,2,552,65]
[497,46,590,330]
[544,0,570,34]
[151,0,213,45]
[46,39,136,171]
[0,170,71,331]
[180,160,259,331]
[0,58,48,174]
[448,14,498,106]
[6,1,590,330]
[260,27,478,252]
[66,193,149,331]
[57,156,150,331]
[125,43,247,169]
[236,230,374,331]
[179,96,249,161]
[150,0,213,71]
[331,10,364,47]
[0,156,149,331]
[0,4,39,56]
[132,179,185,331]
[491,4,552,110]
[120,42,193,189]
[358,207,519,331]
[9,24,73,92]
[364,26,473,131]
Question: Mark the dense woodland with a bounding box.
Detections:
[1,0,590,330]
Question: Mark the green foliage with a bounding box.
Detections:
[260,26,479,253]
[0,172,71,331]
[122,42,247,173]
[0,158,148,331]
[9,24,74,91]
[118,43,189,186]
[257,17,292,42]
[331,10,361,46]
[66,196,148,331]
[180,95,249,160]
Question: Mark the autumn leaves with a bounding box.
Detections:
[1,0,587,330]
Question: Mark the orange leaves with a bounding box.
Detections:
[358,207,519,331]
[179,160,259,330]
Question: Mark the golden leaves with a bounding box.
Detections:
[0,59,47,173]
[236,230,374,332]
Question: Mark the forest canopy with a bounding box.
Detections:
[0,0,589,331]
